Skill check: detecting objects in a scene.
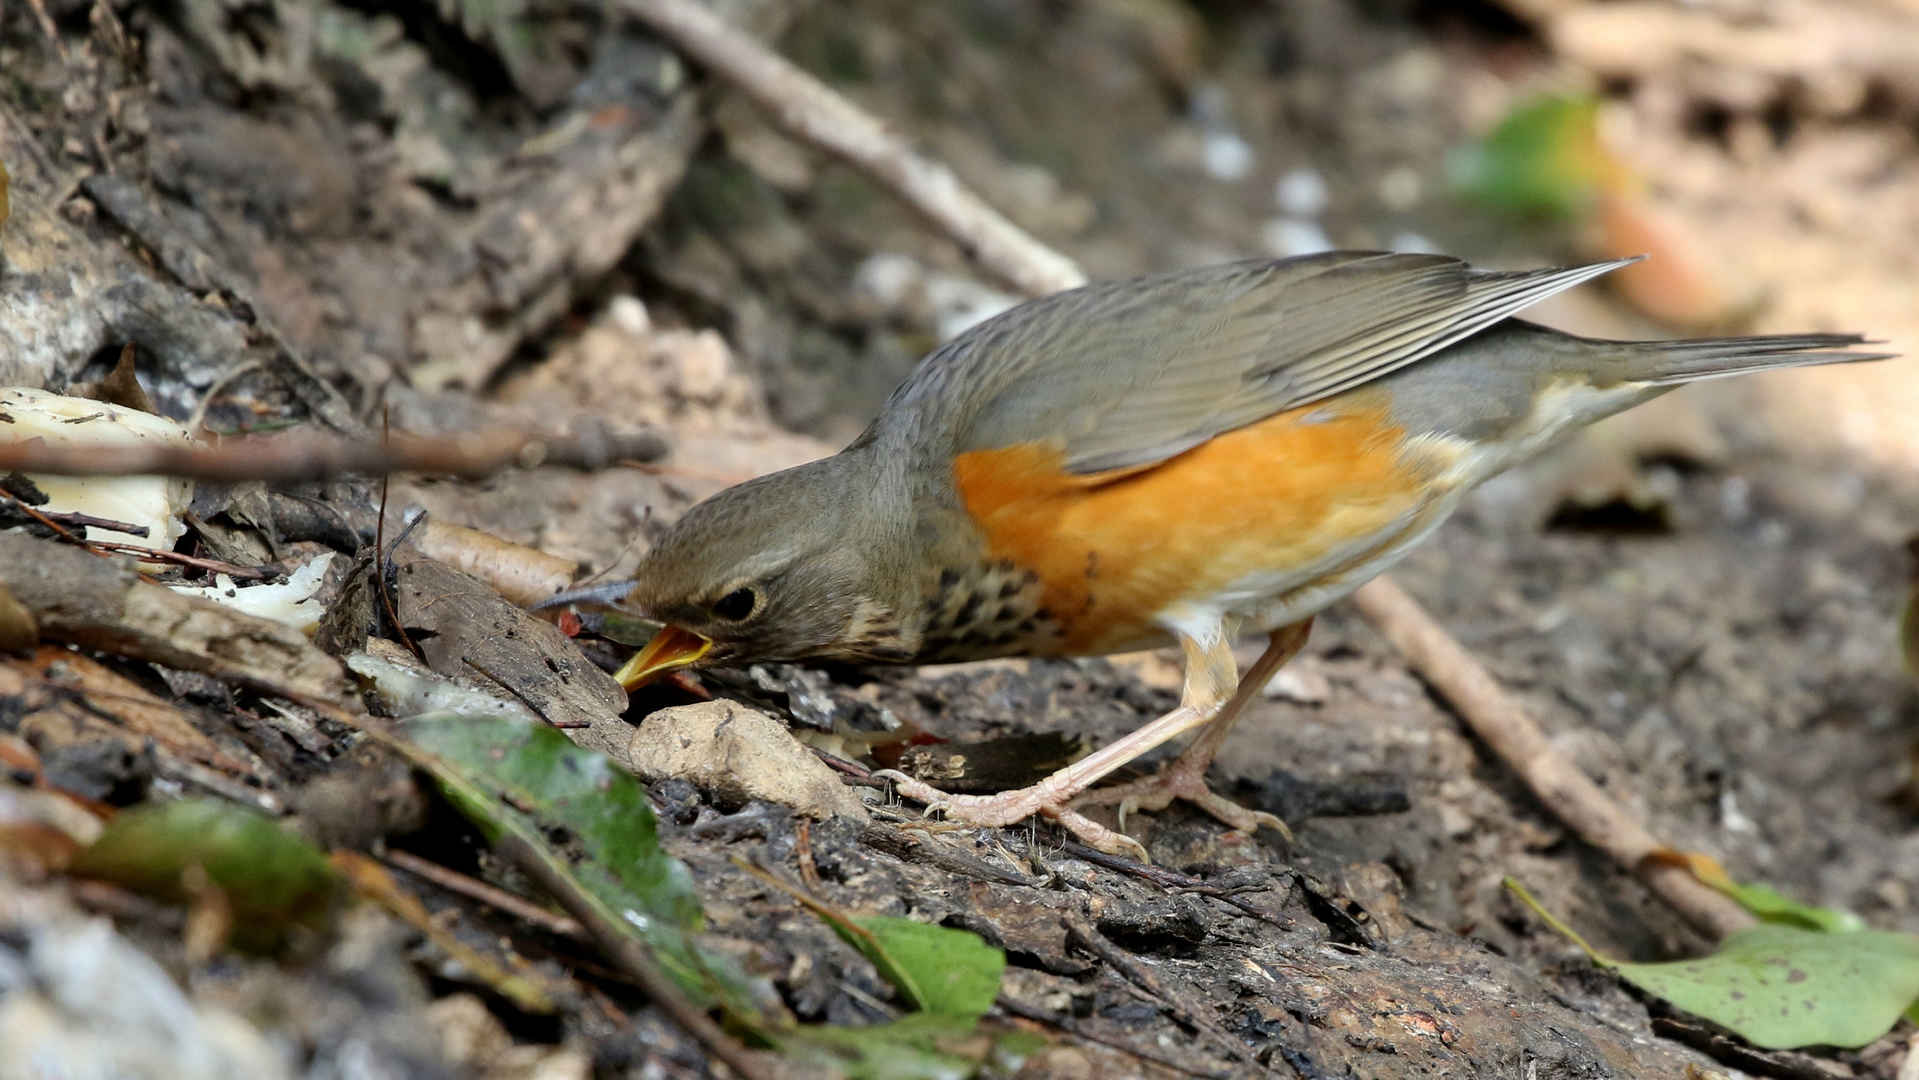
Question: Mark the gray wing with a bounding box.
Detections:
[902,251,1635,474]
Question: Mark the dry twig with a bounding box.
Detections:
[0,425,667,482]
[619,0,1086,298]
[1351,578,1753,938]
[496,829,777,1080]
[380,849,585,939]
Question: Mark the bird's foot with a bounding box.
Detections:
[873,770,1151,861]
[1074,762,1293,843]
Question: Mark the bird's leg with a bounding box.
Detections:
[1075,619,1314,841]
[875,619,1243,858]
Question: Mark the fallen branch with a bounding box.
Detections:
[621,0,1760,940]
[1351,578,1754,938]
[619,0,1086,298]
[0,531,350,708]
[0,424,668,482]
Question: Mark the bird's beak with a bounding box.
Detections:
[615,625,713,691]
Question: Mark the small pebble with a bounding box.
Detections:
[928,277,1018,341]
[1377,166,1423,211]
[1274,167,1328,216]
[851,252,922,312]
[608,295,650,336]
[1389,230,1440,254]
[1202,131,1253,181]
[1261,217,1331,257]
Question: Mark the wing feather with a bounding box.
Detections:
[903,252,1637,475]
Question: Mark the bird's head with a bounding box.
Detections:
[614,458,901,688]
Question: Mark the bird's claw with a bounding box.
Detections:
[1077,767,1293,844]
[871,769,1021,826]
[871,769,1151,859]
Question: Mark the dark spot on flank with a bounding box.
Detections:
[998,578,1024,599]
[1084,550,1099,580]
[1016,617,1039,635]
[938,568,961,590]
[953,592,982,626]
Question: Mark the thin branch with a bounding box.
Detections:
[380,849,586,939]
[0,488,92,546]
[1,505,151,538]
[0,424,669,482]
[619,0,1086,298]
[495,830,777,1080]
[24,0,70,63]
[84,541,273,579]
[1351,578,1754,939]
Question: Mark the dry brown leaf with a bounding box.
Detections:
[407,519,579,609]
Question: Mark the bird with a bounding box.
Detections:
[604,251,1884,858]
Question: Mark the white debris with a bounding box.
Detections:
[0,386,195,554]
[170,551,336,634]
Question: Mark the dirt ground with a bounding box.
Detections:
[3,0,1918,1077]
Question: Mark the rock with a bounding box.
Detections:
[625,701,868,822]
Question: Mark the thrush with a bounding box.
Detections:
[607,252,1884,857]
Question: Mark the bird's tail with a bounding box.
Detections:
[1622,333,1893,385]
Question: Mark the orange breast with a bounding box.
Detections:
[950,397,1436,653]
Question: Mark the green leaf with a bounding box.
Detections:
[1618,927,1919,1049]
[1449,94,1625,220]
[1507,878,1919,1049]
[70,799,341,945]
[1709,880,1865,935]
[1650,850,1865,933]
[594,610,664,648]
[737,859,1005,1019]
[837,914,1005,1019]
[398,712,763,1019]
[784,1015,1044,1080]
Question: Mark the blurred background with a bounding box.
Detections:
[646,0,1917,466]
[4,1,1919,1074]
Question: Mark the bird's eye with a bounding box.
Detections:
[711,586,759,622]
